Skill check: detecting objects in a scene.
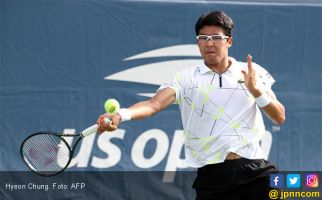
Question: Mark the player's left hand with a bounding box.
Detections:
[241,54,261,97]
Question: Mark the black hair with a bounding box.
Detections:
[195,11,234,37]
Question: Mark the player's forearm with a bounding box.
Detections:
[249,87,285,125]
[262,100,285,125]
[124,88,176,120]
[128,100,162,120]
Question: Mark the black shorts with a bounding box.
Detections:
[192,158,278,200]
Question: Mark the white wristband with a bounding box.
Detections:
[117,108,132,122]
[255,94,271,108]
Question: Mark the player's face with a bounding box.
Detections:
[197,25,232,66]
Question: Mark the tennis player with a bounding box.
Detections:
[97,11,285,200]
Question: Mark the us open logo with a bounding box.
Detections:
[105,44,202,97]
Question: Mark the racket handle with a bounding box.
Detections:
[80,124,98,137]
[80,118,111,137]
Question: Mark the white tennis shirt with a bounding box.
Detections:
[158,57,275,168]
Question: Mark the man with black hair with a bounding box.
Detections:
[97,10,285,200]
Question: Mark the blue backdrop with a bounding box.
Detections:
[1,0,322,199]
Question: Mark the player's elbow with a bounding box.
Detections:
[274,112,286,125]
[272,103,286,125]
[151,104,162,115]
[275,116,285,125]
[147,100,162,116]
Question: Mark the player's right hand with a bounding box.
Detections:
[96,113,121,133]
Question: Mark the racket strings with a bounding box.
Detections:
[21,133,70,175]
[24,134,69,171]
[23,135,59,171]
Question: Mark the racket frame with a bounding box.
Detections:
[20,132,83,177]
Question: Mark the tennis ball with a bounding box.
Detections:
[104,99,120,114]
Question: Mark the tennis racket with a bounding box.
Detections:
[20,119,110,176]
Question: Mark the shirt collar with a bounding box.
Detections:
[198,62,212,75]
[198,57,236,75]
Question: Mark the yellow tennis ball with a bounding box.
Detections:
[104,99,120,114]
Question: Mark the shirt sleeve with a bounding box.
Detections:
[156,72,184,104]
[253,63,276,89]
